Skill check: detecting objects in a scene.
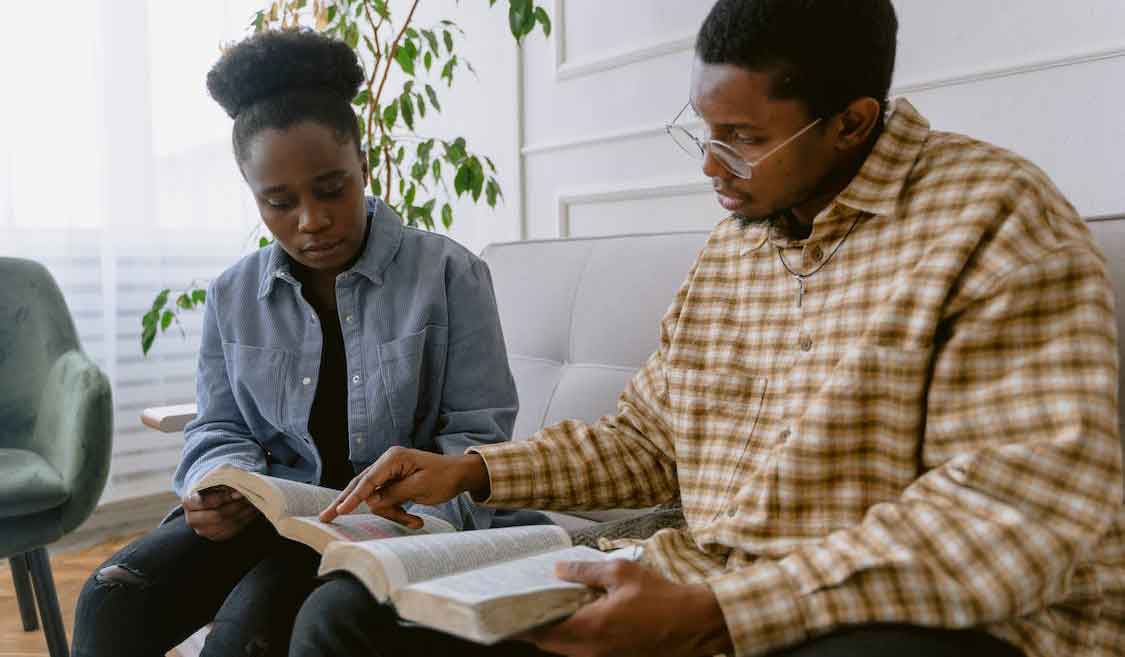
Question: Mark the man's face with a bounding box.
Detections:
[240,121,370,276]
[690,59,839,222]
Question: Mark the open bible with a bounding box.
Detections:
[189,465,455,553]
[318,524,639,644]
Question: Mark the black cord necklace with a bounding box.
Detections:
[773,211,862,308]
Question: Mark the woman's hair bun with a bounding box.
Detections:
[207,29,365,118]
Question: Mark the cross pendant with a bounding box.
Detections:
[795,276,805,309]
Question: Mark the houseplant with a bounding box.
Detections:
[142,0,549,354]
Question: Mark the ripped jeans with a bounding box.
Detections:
[71,512,322,657]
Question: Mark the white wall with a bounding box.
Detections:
[509,0,1125,243]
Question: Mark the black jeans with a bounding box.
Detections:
[72,513,322,657]
[289,576,1027,657]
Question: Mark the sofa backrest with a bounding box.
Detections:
[485,223,1123,458]
[482,231,710,440]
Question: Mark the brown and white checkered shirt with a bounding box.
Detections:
[471,99,1124,657]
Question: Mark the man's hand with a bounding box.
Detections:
[183,485,259,542]
[522,560,732,657]
[319,447,490,527]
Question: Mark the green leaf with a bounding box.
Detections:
[411,160,427,181]
[371,0,388,19]
[445,137,467,164]
[468,156,485,201]
[441,56,457,86]
[404,27,419,40]
[484,155,497,172]
[151,288,170,313]
[345,23,359,49]
[424,51,433,70]
[509,0,535,39]
[141,323,156,355]
[383,101,398,130]
[176,293,192,310]
[403,184,416,207]
[353,89,370,106]
[486,179,501,207]
[441,203,453,229]
[416,94,426,118]
[326,6,337,23]
[534,6,552,36]
[454,164,471,196]
[369,176,382,198]
[396,146,405,163]
[142,310,156,328]
[160,309,174,332]
[400,93,414,130]
[431,159,442,182]
[425,84,441,112]
[362,35,377,58]
[191,289,206,305]
[443,30,454,53]
[422,29,440,54]
[394,44,414,75]
[258,236,271,248]
[368,147,381,173]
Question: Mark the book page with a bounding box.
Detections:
[328,525,571,595]
[282,512,456,552]
[399,545,611,604]
[266,477,344,518]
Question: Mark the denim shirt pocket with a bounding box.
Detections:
[221,342,291,430]
[375,325,448,437]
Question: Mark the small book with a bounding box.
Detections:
[189,465,455,553]
[318,525,638,644]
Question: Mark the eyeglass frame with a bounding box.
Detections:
[665,102,823,180]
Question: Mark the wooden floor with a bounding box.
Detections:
[0,534,141,657]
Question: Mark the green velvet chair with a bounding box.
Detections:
[0,257,113,657]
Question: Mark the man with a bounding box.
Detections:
[291,1,1124,655]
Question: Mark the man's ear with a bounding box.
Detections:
[834,97,882,151]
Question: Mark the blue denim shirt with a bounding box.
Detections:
[174,199,533,529]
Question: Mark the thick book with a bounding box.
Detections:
[189,465,455,553]
[318,524,638,644]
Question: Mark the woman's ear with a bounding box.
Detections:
[834,97,882,151]
[359,147,370,183]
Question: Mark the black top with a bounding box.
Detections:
[306,300,354,491]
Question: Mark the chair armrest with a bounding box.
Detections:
[28,350,113,534]
[141,404,198,433]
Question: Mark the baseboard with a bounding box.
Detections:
[50,491,179,554]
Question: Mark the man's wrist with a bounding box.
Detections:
[457,452,491,502]
[685,582,733,655]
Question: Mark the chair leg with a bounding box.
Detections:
[9,554,39,631]
[26,547,69,657]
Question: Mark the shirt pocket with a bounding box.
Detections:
[221,342,291,429]
[376,325,449,435]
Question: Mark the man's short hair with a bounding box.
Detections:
[695,0,898,120]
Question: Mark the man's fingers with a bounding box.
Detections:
[365,500,424,529]
[554,560,629,589]
[522,597,608,653]
[321,476,362,522]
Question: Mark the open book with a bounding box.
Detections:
[319,524,640,644]
[189,465,455,553]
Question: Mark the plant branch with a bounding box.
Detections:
[372,0,420,108]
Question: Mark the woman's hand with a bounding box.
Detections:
[183,485,259,541]
[320,447,490,527]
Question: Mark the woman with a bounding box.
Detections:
[72,29,542,657]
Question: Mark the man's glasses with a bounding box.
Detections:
[665,102,822,180]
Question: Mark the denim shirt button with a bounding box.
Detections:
[352,374,361,384]
[302,377,312,385]
[345,314,354,324]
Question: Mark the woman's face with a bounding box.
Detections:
[240,121,370,278]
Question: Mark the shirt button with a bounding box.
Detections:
[726,507,737,518]
[809,244,824,263]
[799,335,813,352]
[310,315,318,323]
[352,374,361,384]
[345,315,354,324]
[355,436,364,445]
[302,377,312,385]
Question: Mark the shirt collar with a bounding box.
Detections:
[834,98,930,217]
[257,197,404,299]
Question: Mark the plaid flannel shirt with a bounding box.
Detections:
[471,99,1124,657]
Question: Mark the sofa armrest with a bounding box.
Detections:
[141,404,198,433]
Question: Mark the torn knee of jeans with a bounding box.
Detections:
[95,564,148,588]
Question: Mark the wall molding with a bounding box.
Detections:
[556,179,711,237]
[525,43,1125,157]
[552,0,694,81]
[893,43,1125,95]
